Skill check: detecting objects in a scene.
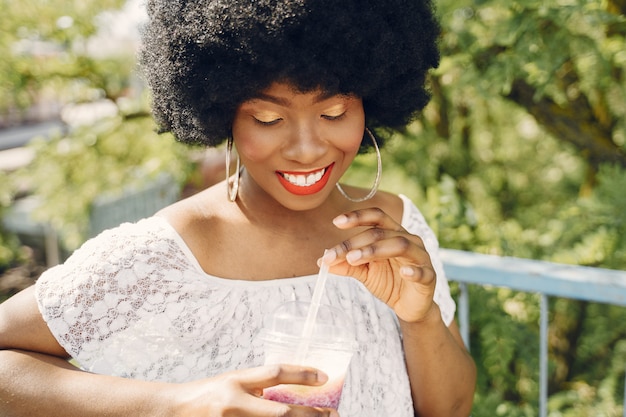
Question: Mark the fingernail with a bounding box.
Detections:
[400,266,415,276]
[316,370,329,383]
[322,249,336,264]
[346,249,362,264]
[330,410,340,417]
[333,214,348,226]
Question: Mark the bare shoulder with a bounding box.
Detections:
[0,286,68,357]
[154,183,236,271]
[156,182,227,233]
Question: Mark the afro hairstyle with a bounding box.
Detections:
[139,0,440,148]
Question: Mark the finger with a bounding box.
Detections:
[232,394,340,417]
[332,207,402,231]
[328,229,424,265]
[252,395,341,417]
[328,232,435,283]
[399,263,437,285]
[239,364,329,391]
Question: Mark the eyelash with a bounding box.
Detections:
[322,112,346,121]
[254,118,281,126]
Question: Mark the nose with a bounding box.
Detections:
[281,124,328,165]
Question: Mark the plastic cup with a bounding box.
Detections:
[261,301,357,409]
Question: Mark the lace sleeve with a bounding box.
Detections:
[399,195,456,326]
[35,218,195,371]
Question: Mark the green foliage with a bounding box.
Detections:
[15,104,194,250]
[0,0,128,113]
[551,164,626,268]
[0,171,24,272]
[461,286,540,417]
[435,0,626,170]
[548,331,626,416]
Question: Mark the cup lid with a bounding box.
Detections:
[262,301,357,350]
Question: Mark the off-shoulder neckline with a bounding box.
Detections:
[150,194,412,286]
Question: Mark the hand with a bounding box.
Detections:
[171,364,339,417]
[321,208,437,323]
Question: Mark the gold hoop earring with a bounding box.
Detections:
[225,136,240,202]
[336,128,382,202]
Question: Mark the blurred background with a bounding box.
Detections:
[0,0,625,415]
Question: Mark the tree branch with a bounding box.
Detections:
[506,78,626,171]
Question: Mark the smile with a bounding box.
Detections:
[283,168,326,186]
[276,163,334,196]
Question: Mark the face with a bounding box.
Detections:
[232,82,365,210]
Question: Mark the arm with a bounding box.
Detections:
[400,308,476,417]
[0,349,173,417]
[323,208,476,417]
[0,287,337,417]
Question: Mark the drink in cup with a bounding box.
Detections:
[262,300,357,408]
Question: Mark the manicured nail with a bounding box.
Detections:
[346,249,362,264]
[400,265,415,276]
[317,249,336,267]
[322,249,336,263]
[333,214,348,226]
[316,370,329,383]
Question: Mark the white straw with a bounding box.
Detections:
[295,249,330,363]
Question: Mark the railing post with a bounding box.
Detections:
[458,282,470,351]
[540,294,549,417]
[440,249,626,416]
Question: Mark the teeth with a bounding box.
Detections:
[283,168,325,187]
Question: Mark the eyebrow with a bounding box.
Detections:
[250,90,346,107]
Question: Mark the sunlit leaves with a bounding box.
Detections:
[0,0,127,112]
[17,109,193,249]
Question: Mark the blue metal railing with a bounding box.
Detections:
[440,248,626,417]
[2,173,180,267]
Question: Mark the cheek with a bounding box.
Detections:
[336,127,364,158]
[232,124,278,163]
[236,137,273,162]
[338,105,365,156]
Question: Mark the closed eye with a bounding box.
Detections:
[253,117,282,126]
[321,112,346,121]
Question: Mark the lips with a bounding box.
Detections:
[276,163,334,196]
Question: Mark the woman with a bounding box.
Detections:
[0,1,476,416]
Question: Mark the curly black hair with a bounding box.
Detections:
[140,0,440,148]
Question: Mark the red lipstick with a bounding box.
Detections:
[276,163,334,196]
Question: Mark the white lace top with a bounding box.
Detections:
[36,194,455,417]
